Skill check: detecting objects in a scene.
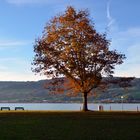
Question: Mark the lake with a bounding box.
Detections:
[0,103,140,111]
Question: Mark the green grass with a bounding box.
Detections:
[0,111,139,140]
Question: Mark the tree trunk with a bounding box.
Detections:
[82,92,88,111]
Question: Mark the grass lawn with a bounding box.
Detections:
[0,111,139,140]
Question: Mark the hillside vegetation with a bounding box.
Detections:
[0,78,139,103]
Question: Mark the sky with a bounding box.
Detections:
[0,0,140,81]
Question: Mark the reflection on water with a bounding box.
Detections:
[0,103,139,111]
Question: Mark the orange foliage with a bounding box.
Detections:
[32,6,126,111]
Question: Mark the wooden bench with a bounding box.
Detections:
[15,107,24,110]
[1,107,10,110]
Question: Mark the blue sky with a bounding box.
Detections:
[0,0,140,81]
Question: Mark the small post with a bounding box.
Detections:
[110,106,111,111]
[137,106,139,112]
[121,96,124,111]
[98,105,103,111]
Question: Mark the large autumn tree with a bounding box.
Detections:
[32,6,125,111]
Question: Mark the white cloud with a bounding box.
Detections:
[106,0,115,31]
[0,57,46,81]
[110,27,140,51]
[127,44,140,63]
[0,41,28,46]
[110,26,140,78]
[114,64,140,78]
[113,42,140,78]
[0,40,31,50]
[0,71,46,81]
[119,27,140,38]
[6,0,54,5]
[0,66,8,71]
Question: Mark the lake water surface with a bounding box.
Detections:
[0,103,139,111]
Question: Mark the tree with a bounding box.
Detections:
[32,6,125,111]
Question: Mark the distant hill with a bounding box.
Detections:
[0,78,140,103]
